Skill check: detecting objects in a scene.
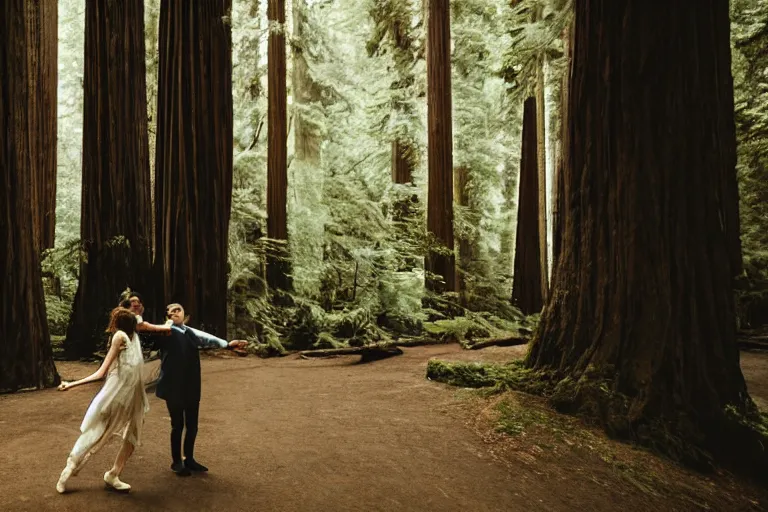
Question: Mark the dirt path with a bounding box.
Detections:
[1,345,767,512]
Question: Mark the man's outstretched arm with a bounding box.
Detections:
[187,326,228,349]
[185,326,249,351]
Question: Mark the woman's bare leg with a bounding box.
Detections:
[109,440,135,476]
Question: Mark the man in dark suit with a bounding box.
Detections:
[155,303,247,476]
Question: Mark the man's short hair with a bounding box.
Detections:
[166,302,182,312]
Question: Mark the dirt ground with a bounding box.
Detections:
[1,344,767,512]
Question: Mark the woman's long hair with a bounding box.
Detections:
[106,307,137,338]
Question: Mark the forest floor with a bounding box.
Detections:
[1,344,767,512]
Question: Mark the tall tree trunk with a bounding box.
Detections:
[425,0,456,293]
[535,49,549,300]
[267,0,291,291]
[454,166,473,307]
[527,0,760,469]
[551,22,571,268]
[0,0,59,391]
[25,1,57,253]
[154,0,233,335]
[65,0,153,358]
[292,0,322,165]
[512,98,543,315]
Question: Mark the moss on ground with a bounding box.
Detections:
[427,359,768,479]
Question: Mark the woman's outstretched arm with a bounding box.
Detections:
[136,321,172,335]
[58,333,126,391]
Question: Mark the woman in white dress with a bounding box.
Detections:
[56,307,149,493]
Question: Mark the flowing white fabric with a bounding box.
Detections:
[68,330,149,467]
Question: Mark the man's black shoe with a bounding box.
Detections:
[184,458,209,472]
[171,461,191,476]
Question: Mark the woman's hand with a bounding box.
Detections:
[58,381,71,391]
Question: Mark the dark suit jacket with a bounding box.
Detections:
[153,325,204,405]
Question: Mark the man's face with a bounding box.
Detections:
[167,305,185,326]
[128,297,144,316]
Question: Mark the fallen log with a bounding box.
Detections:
[299,345,404,363]
[737,337,768,352]
[297,337,451,358]
[387,337,450,348]
[465,336,529,350]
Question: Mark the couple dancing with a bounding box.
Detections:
[55,292,247,493]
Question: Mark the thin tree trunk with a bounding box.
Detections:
[552,22,571,269]
[527,0,760,470]
[292,0,321,165]
[154,0,234,335]
[535,53,549,300]
[267,0,291,291]
[512,98,543,315]
[0,0,59,391]
[454,165,473,307]
[65,0,153,358]
[425,0,456,293]
[392,139,414,184]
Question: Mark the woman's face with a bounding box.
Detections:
[128,297,144,316]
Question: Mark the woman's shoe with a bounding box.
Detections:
[104,470,131,492]
[56,461,75,494]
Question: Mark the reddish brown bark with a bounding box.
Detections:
[512,98,543,315]
[266,0,291,291]
[0,0,59,391]
[65,0,153,358]
[527,0,758,469]
[425,0,456,293]
[24,1,57,253]
[154,1,234,335]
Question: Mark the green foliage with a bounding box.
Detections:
[499,0,571,99]
[423,310,530,343]
[426,359,551,395]
[41,239,83,335]
[731,0,768,327]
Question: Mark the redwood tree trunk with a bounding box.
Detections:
[425,0,456,293]
[527,0,757,468]
[0,0,59,391]
[512,98,543,315]
[25,1,57,253]
[266,0,291,292]
[154,0,233,335]
[551,22,571,268]
[65,0,153,358]
[535,55,549,299]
